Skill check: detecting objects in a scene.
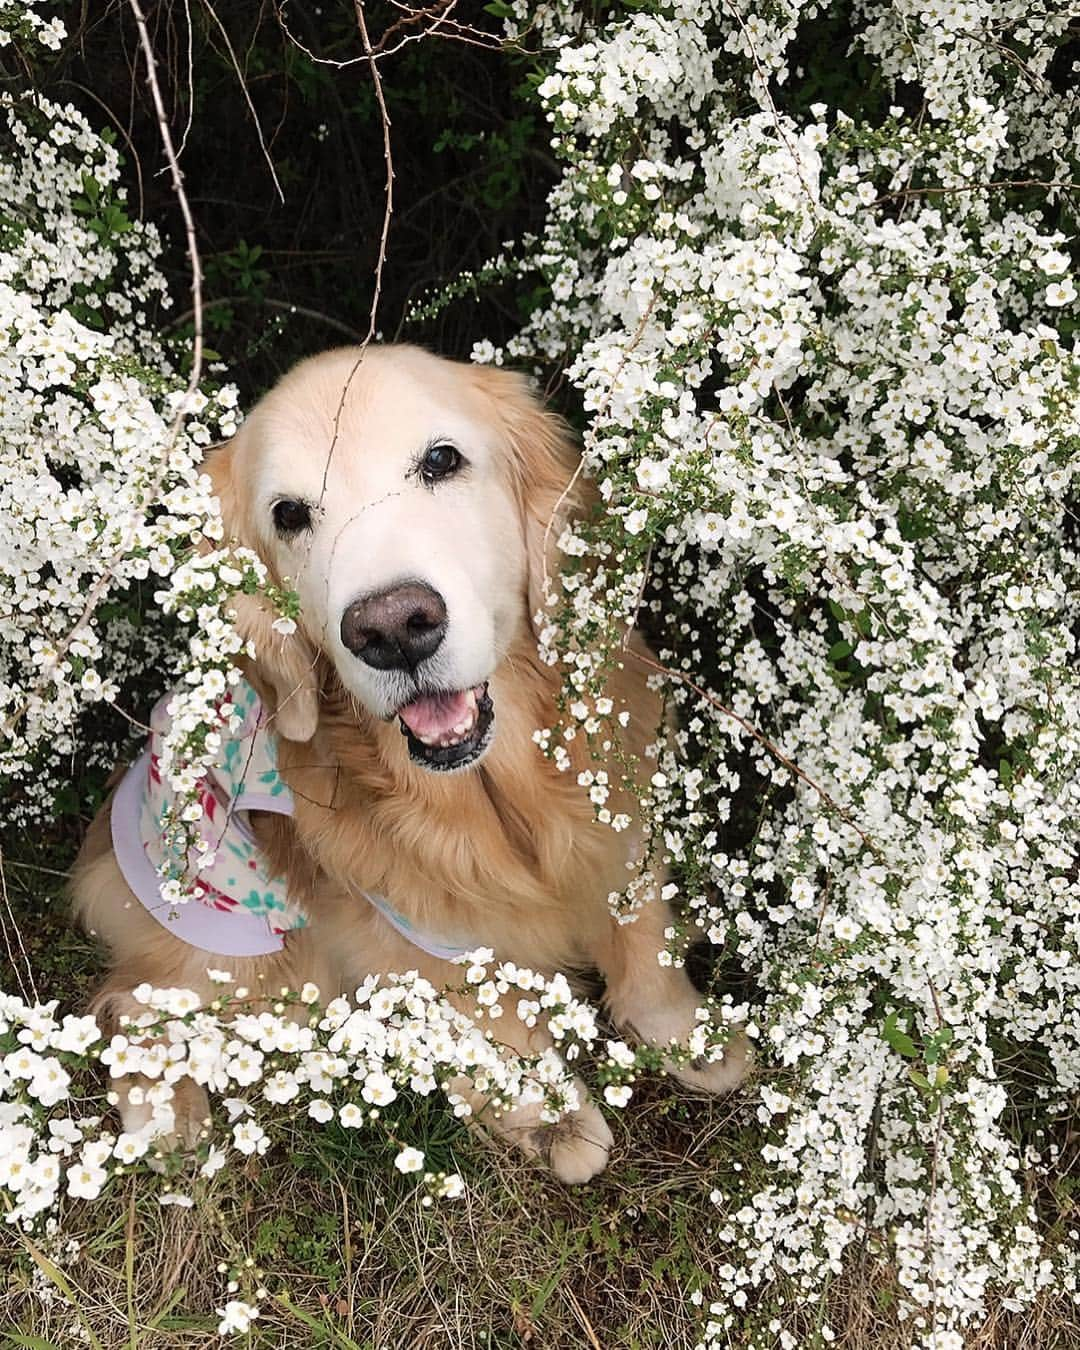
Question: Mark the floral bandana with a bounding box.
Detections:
[111,679,471,962]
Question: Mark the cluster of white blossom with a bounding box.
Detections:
[492,0,1080,1343]
[0,65,301,882]
[0,0,64,50]
[0,959,648,1329]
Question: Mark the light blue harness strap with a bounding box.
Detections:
[354,886,473,963]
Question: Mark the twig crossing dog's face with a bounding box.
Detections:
[210,345,576,772]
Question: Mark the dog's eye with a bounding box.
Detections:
[419,443,462,485]
[272,499,312,535]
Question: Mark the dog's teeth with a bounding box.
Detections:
[399,685,490,761]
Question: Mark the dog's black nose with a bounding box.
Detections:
[340,582,447,670]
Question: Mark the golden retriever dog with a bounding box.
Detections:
[72,344,748,1183]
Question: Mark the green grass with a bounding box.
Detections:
[2,851,1078,1349]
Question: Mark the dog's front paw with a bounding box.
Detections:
[668,1027,752,1095]
[530,1104,614,1185]
[475,1091,613,1184]
[624,1003,753,1096]
[116,1075,211,1157]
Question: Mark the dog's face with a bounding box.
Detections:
[211,345,575,772]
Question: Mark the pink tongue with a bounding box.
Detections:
[398,690,470,741]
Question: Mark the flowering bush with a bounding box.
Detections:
[0,960,596,1222]
[484,0,1080,1344]
[0,71,258,818]
[3,0,1080,1345]
[0,18,311,907]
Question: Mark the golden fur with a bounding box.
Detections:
[71,346,747,1183]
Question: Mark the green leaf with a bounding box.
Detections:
[828,639,854,663]
[882,1010,917,1058]
[924,1026,954,1065]
[908,1068,931,1092]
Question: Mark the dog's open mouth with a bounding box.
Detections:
[396,682,495,772]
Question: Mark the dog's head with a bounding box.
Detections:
[208,345,578,773]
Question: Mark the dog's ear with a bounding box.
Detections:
[203,430,320,744]
[226,590,320,744]
[472,365,589,636]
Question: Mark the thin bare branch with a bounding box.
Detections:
[314,0,396,512]
[128,0,204,394]
[175,0,195,161]
[875,177,1080,205]
[200,0,285,203]
[274,0,507,67]
[373,1,505,59]
[369,0,457,56]
[354,1,394,348]
[167,295,367,342]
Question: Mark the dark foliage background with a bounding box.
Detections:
[30,0,554,404]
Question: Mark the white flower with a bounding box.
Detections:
[1036,249,1069,275]
[394,1146,425,1174]
[217,1300,260,1335]
[67,1163,107,1200]
[1045,279,1077,308]
[200,1146,228,1178]
[624,508,649,536]
[114,1132,149,1164]
[361,1072,397,1106]
[833,915,862,942]
[232,1121,267,1156]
